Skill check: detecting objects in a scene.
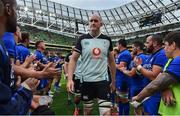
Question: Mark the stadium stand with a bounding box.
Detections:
[13,0,180,114]
[21,25,76,46]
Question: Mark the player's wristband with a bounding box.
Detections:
[21,82,31,90]
[137,65,142,71]
[123,70,128,75]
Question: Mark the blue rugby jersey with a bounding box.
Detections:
[51,55,63,69]
[0,39,32,114]
[143,48,168,87]
[129,53,147,91]
[16,44,30,64]
[115,49,132,79]
[165,56,180,80]
[142,48,168,115]
[115,49,131,89]
[2,32,17,59]
[34,50,48,64]
[34,50,48,89]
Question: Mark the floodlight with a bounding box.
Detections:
[24,7,28,12]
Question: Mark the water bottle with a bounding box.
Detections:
[39,96,53,106]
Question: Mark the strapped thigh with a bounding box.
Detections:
[98,99,112,115]
[83,100,94,109]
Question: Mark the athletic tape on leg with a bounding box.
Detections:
[98,99,112,115]
[83,100,94,109]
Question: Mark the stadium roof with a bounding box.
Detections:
[17,0,180,40]
[49,0,134,10]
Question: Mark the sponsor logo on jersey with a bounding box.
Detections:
[85,41,90,45]
[92,48,101,59]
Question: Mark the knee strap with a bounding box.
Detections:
[98,99,111,115]
[83,100,94,109]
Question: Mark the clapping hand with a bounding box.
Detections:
[134,56,142,67]
[42,62,61,78]
[21,78,40,92]
[161,88,176,106]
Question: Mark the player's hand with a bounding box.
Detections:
[16,76,21,88]
[132,95,142,103]
[119,66,126,72]
[21,78,40,92]
[131,96,142,108]
[110,81,115,92]
[67,79,74,93]
[134,56,142,67]
[42,62,61,77]
[132,95,138,101]
[116,63,124,69]
[25,55,36,64]
[161,88,176,106]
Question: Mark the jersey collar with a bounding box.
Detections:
[88,32,102,39]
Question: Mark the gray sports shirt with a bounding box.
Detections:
[74,33,113,82]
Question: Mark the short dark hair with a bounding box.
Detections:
[0,0,16,16]
[20,32,29,43]
[133,41,144,50]
[113,48,119,53]
[118,39,127,48]
[1,0,16,7]
[35,40,43,48]
[164,31,180,48]
[1,0,12,4]
[151,34,163,46]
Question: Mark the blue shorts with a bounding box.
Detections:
[129,87,143,98]
[143,96,160,115]
[116,79,129,92]
[37,79,48,90]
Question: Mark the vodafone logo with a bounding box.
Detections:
[92,48,102,59]
[92,48,101,56]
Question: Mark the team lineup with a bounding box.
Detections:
[0,0,180,115]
